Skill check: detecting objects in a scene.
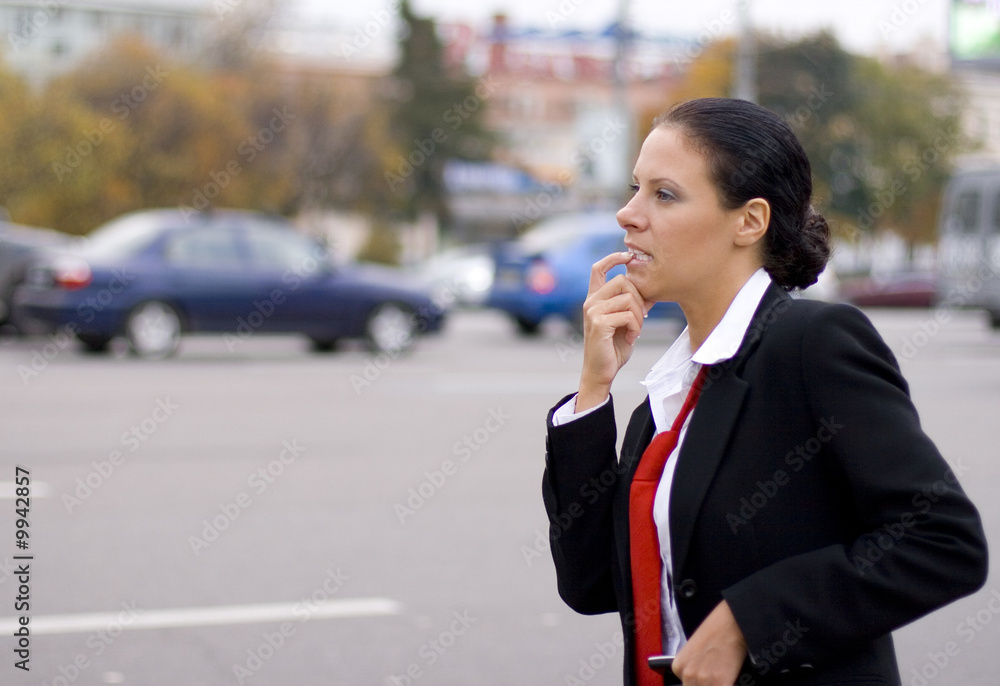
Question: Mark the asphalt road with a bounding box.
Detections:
[0,306,997,686]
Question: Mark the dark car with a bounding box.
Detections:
[13,208,445,358]
[840,271,936,308]
[0,219,71,334]
[486,211,684,334]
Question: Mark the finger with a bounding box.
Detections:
[585,294,643,331]
[588,251,633,294]
[585,310,643,345]
[584,297,643,341]
[584,297,645,349]
[586,290,644,329]
[590,273,643,305]
[594,274,647,323]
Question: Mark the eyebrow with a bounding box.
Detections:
[634,176,686,194]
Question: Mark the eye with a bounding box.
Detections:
[627,183,639,195]
[656,188,677,202]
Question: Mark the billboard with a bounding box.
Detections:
[951,0,1000,65]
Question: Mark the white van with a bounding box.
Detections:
[935,164,1000,328]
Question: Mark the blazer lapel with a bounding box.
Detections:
[620,397,656,476]
[668,367,748,573]
[668,284,791,574]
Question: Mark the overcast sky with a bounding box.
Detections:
[295,0,951,56]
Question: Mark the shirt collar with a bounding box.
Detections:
[641,268,773,390]
[693,267,773,365]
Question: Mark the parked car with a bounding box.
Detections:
[840,271,936,308]
[0,219,71,334]
[486,211,684,334]
[13,209,445,358]
[409,244,495,309]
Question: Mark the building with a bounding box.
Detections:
[438,15,691,237]
[0,0,210,88]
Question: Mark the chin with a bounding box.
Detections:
[625,274,657,301]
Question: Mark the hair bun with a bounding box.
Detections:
[767,205,831,290]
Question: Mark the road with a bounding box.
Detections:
[0,306,997,686]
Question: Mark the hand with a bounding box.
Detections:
[575,252,654,412]
[672,600,747,686]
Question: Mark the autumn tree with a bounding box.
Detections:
[221,67,390,216]
[0,62,41,221]
[31,38,255,232]
[849,57,968,247]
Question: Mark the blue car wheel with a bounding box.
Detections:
[365,302,417,355]
[126,300,182,359]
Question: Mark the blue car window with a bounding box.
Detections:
[244,227,324,272]
[165,229,244,268]
[80,213,161,259]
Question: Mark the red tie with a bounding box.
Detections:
[629,365,708,685]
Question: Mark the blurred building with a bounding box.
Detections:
[436,15,691,237]
[449,16,689,183]
[0,0,209,88]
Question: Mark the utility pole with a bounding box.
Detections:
[613,0,633,198]
[733,0,757,103]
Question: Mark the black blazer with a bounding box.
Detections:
[542,284,988,685]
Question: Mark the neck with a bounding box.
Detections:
[682,265,761,352]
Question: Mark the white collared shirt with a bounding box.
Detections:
[552,267,773,655]
[644,267,771,655]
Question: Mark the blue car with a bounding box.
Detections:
[13,209,445,358]
[486,211,684,334]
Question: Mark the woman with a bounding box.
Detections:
[541,98,988,686]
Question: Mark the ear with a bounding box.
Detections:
[734,198,770,248]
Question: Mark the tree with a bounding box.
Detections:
[849,57,968,248]
[755,33,867,236]
[0,61,40,219]
[383,0,495,230]
[37,38,255,232]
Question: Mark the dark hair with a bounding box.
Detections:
[653,98,830,290]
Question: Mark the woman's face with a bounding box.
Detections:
[617,125,747,305]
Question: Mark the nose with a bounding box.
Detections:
[617,193,640,232]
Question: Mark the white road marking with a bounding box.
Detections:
[0,597,401,635]
[0,481,50,499]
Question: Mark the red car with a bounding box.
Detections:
[839,271,936,308]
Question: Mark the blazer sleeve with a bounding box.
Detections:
[723,303,988,671]
[542,393,620,615]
